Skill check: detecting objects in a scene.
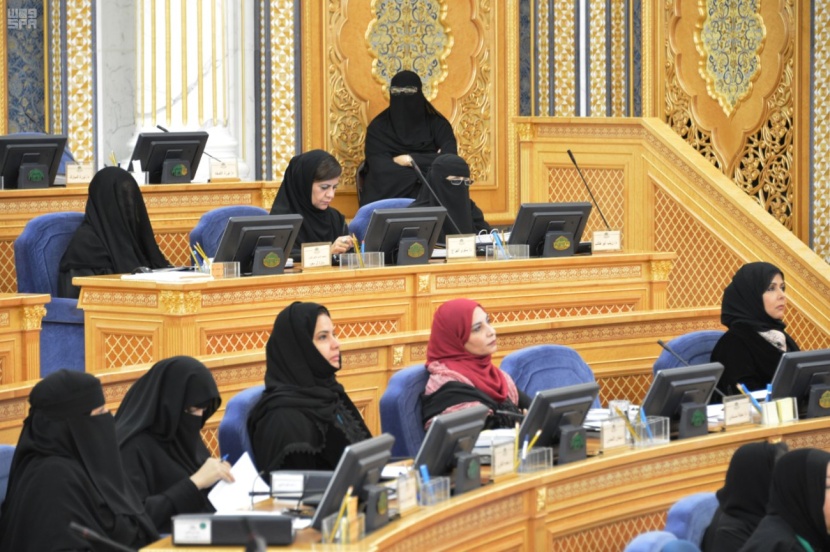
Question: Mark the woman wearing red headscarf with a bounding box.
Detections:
[421,298,530,429]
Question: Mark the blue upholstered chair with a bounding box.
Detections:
[653,330,725,374]
[623,531,681,552]
[218,385,264,464]
[500,345,601,407]
[14,212,86,374]
[664,492,718,546]
[379,364,429,458]
[0,444,14,506]
[349,198,415,242]
[189,205,268,258]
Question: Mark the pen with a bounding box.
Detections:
[527,429,542,451]
[492,229,509,259]
[513,421,520,468]
[418,464,430,484]
[520,434,529,461]
[614,406,639,441]
[221,453,229,462]
[766,383,772,403]
[737,383,763,413]
[190,248,201,268]
[639,406,654,441]
[327,485,352,543]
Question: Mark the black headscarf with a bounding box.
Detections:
[59,167,169,275]
[115,356,220,474]
[721,262,788,332]
[247,302,370,470]
[718,442,787,525]
[269,150,346,246]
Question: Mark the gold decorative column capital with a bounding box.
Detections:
[261,188,277,210]
[516,122,533,142]
[650,260,674,281]
[159,290,202,314]
[392,345,404,367]
[23,305,47,330]
[418,274,430,293]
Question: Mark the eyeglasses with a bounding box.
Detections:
[389,85,419,95]
[446,176,474,187]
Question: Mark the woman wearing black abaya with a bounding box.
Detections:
[739,448,830,552]
[269,150,353,258]
[247,302,372,472]
[711,262,799,397]
[58,166,170,298]
[0,370,157,552]
[115,356,233,533]
[702,441,788,552]
[361,70,457,206]
[410,153,491,243]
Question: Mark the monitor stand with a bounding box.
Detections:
[677,402,708,439]
[395,237,430,265]
[452,451,481,496]
[557,424,587,465]
[543,231,575,257]
[18,162,50,189]
[251,246,288,275]
[806,383,830,418]
[160,158,193,184]
[363,484,390,534]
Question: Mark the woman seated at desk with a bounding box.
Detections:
[58,166,170,298]
[115,356,234,534]
[422,298,530,429]
[247,302,372,472]
[269,150,353,259]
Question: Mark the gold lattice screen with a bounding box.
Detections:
[546,166,625,244]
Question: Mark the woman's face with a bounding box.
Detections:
[311,177,339,210]
[763,274,787,320]
[464,306,497,357]
[824,462,830,532]
[313,313,341,369]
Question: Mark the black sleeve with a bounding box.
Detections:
[469,199,492,233]
[517,390,532,410]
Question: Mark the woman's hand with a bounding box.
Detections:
[331,235,353,255]
[393,154,414,167]
[190,457,235,490]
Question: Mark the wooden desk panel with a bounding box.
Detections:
[0,293,47,383]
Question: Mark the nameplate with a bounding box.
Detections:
[270,473,304,496]
[174,516,212,544]
[302,242,331,269]
[592,230,622,252]
[209,159,239,181]
[723,395,751,427]
[761,401,780,425]
[600,418,627,450]
[776,397,797,423]
[446,234,476,261]
[66,163,95,186]
[396,473,418,515]
[490,440,516,477]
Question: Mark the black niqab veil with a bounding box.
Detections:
[269,150,346,246]
[388,70,431,143]
[115,356,220,474]
[60,166,170,275]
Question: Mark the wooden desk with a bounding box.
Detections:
[142,417,830,552]
[74,252,675,372]
[0,293,47,383]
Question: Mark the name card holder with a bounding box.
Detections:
[66,162,95,186]
[302,242,332,269]
[210,159,239,182]
[723,395,752,427]
[592,229,622,252]
[445,234,476,261]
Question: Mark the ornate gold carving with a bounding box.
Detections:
[143,193,254,209]
[553,0,576,115]
[0,398,27,422]
[650,260,673,281]
[82,291,158,308]
[264,1,296,180]
[392,345,404,367]
[0,199,86,214]
[418,274,430,293]
[261,189,277,210]
[489,302,636,325]
[516,122,533,142]
[201,278,407,307]
[342,351,379,369]
[210,364,267,385]
[813,3,830,260]
[0,311,8,327]
[588,0,607,116]
[22,305,47,330]
[435,265,642,289]
[66,1,93,162]
[536,487,546,512]
[536,1,551,115]
[159,290,201,314]
[50,0,62,132]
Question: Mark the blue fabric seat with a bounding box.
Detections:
[664,492,718,545]
[218,385,265,464]
[0,444,14,507]
[379,364,429,458]
[14,212,85,374]
[349,198,415,242]
[653,330,725,374]
[624,531,681,552]
[500,344,601,407]
[189,205,268,258]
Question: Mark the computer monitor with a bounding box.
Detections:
[362,206,446,265]
[641,363,724,420]
[770,349,830,417]
[213,214,303,275]
[507,202,592,257]
[310,434,395,531]
[517,382,600,453]
[130,131,209,184]
[413,404,489,478]
[0,134,68,188]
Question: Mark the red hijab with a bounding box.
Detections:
[427,298,510,402]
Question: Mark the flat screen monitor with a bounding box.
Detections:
[517,382,600,449]
[213,214,303,275]
[0,134,68,188]
[641,363,724,420]
[507,202,592,257]
[310,434,395,531]
[413,404,488,478]
[362,207,447,265]
[130,131,209,184]
[770,349,830,415]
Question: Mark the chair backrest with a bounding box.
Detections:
[379,364,429,458]
[218,385,265,465]
[653,330,725,374]
[500,344,601,407]
[14,212,84,295]
[349,198,415,242]
[355,160,367,205]
[189,205,268,258]
[0,444,15,506]
[623,531,680,552]
[664,492,718,546]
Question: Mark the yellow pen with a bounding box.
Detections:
[327,485,353,543]
[526,428,542,452]
[614,406,639,441]
[108,151,118,167]
[351,234,364,268]
[513,421,521,469]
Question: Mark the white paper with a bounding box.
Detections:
[208,452,270,512]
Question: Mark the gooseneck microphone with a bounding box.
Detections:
[68,522,138,552]
[156,124,223,163]
[656,339,726,398]
[409,159,463,235]
[566,149,611,231]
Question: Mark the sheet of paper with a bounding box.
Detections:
[208,452,270,512]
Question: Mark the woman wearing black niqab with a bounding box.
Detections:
[711,262,799,397]
[410,153,491,243]
[739,448,830,552]
[0,370,158,552]
[58,166,170,298]
[361,70,458,206]
[115,356,232,533]
[247,302,372,472]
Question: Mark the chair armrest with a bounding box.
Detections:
[44,297,85,324]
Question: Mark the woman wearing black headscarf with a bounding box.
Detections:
[739,448,830,551]
[270,150,353,258]
[115,356,232,533]
[410,153,491,243]
[361,70,458,206]
[58,166,170,298]
[247,302,372,472]
[702,441,789,552]
[0,370,157,551]
[711,262,799,397]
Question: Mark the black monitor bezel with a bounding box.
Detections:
[507,202,592,256]
[362,206,447,265]
[770,349,830,404]
[0,134,68,188]
[212,214,303,274]
[130,131,209,184]
[517,382,600,449]
[413,404,488,478]
[641,363,724,419]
